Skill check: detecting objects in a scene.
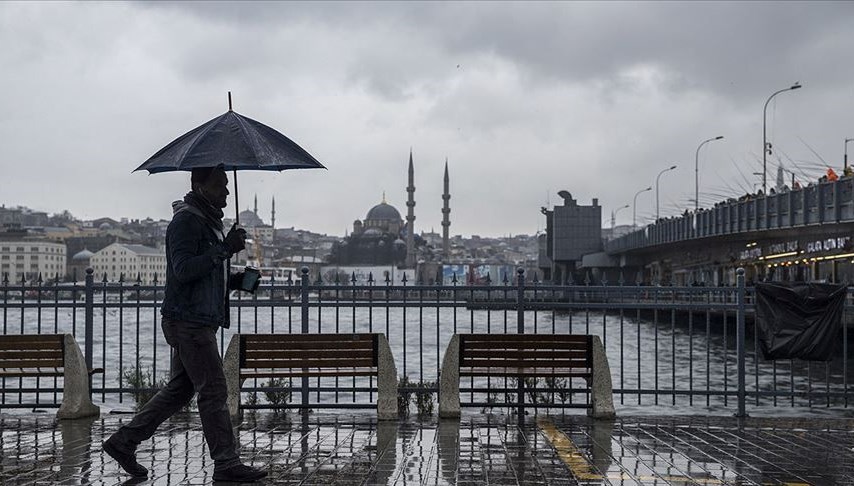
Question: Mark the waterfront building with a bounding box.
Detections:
[538,191,602,283]
[89,243,165,284]
[0,240,66,283]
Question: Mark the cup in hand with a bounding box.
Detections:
[240,266,261,292]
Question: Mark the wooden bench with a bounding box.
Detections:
[0,334,102,419]
[438,334,615,419]
[224,333,398,420]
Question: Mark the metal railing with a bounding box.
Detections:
[1,267,851,417]
[606,177,854,253]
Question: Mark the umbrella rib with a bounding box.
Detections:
[231,113,262,168]
[179,113,226,171]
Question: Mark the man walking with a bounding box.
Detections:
[103,167,267,482]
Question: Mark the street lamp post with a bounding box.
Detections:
[763,82,802,194]
[656,165,677,221]
[845,138,853,171]
[695,136,724,211]
[611,204,629,230]
[633,186,652,228]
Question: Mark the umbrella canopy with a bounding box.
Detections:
[135,102,325,224]
[134,110,325,174]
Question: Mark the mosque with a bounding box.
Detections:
[328,151,451,267]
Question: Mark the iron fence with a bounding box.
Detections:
[1,267,851,417]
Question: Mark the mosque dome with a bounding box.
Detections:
[237,210,264,227]
[99,222,112,231]
[362,228,383,238]
[366,202,401,222]
[72,249,94,261]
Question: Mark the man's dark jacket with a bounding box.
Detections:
[160,201,240,328]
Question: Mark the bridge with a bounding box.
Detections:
[600,177,854,285]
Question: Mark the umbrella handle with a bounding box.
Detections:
[233,169,239,226]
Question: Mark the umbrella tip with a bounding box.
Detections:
[228,91,232,111]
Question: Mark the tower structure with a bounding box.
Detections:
[441,158,451,259]
[271,196,276,244]
[253,194,258,215]
[405,149,416,268]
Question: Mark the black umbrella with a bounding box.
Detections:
[134,92,325,224]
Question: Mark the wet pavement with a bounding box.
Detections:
[1,411,853,485]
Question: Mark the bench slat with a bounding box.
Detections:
[460,358,590,368]
[245,350,375,360]
[0,358,65,368]
[0,350,63,360]
[243,334,375,343]
[240,368,378,379]
[0,334,64,345]
[0,341,64,351]
[243,341,375,351]
[460,368,591,378]
[244,358,376,368]
[462,341,591,350]
[462,350,589,359]
[0,368,64,378]
[461,334,589,343]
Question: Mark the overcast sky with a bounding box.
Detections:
[2,1,853,237]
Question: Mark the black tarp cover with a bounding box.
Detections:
[755,282,846,361]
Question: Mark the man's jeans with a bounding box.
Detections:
[108,319,240,471]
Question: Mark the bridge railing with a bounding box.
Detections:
[606,177,854,253]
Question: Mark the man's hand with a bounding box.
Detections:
[223,224,247,256]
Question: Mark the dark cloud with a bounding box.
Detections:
[0,1,852,236]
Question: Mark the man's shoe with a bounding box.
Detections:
[212,464,268,482]
[103,438,148,477]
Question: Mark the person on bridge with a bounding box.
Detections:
[103,167,266,482]
[827,167,839,182]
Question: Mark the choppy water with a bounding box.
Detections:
[3,300,854,417]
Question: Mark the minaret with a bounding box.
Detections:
[271,196,276,244]
[253,194,258,215]
[405,149,416,268]
[441,158,451,259]
[271,196,276,229]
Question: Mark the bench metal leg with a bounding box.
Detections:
[376,334,399,420]
[588,335,616,419]
[224,334,242,420]
[57,334,99,420]
[438,335,460,418]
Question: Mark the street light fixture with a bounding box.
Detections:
[845,138,854,171]
[763,82,802,194]
[656,165,677,221]
[611,204,629,230]
[695,136,724,211]
[633,186,652,228]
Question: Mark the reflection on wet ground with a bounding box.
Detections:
[2,411,853,485]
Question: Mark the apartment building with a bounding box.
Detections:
[0,240,67,283]
[90,243,166,284]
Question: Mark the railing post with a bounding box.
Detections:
[736,267,747,418]
[516,267,525,422]
[516,267,525,334]
[300,266,310,411]
[84,268,94,397]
